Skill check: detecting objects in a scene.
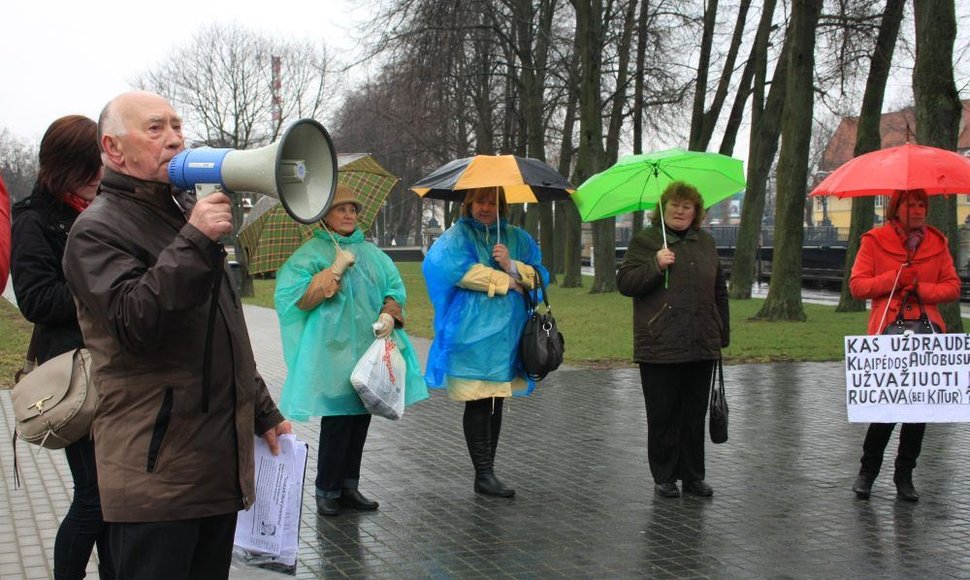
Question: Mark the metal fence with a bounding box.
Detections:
[706,225,850,248]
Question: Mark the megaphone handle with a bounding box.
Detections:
[196,183,223,198]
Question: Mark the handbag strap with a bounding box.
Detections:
[24,326,39,364]
[524,273,551,314]
[891,288,935,331]
[710,357,725,398]
[877,264,905,333]
[14,326,41,384]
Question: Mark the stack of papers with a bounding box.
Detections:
[233,434,308,568]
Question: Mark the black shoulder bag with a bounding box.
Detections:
[881,289,942,335]
[519,275,565,381]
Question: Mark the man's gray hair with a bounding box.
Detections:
[97,99,126,144]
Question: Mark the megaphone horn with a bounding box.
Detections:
[167,118,337,224]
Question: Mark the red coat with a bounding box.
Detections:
[849,223,960,335]
[0,176,9,294]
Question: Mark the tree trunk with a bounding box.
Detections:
[554,199,568,275]
[755,0,821,322]
[696,0,751,151]
[559,24,583,288]
[688,0,718,150]
[913,0,963,333]
[632,0,647,158]
[835,0,905,313]
[572,0,612,293]
[630,0,649,235]
[719,0,774,157]
[514,0,558,283]
[728,15,788,299]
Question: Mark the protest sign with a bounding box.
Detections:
[844,333,970,423]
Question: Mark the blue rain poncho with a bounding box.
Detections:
[423,217,548,395]
[275,227,428,420]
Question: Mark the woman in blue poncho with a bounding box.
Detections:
[275,185,428,516]
[424,186,548,498]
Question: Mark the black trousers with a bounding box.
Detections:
[859,422,926,478]
[639,361,715,484]
[55,436,113,580]
[108,512,237,580]
[316,414,372,497]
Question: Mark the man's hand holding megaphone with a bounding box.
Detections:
[189,192,235,241]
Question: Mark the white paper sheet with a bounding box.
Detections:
[233,434,307,566]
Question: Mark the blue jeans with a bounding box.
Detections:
[54,436,113,579]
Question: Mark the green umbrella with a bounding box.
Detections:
[574,148,746,225]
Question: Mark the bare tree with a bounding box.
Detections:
[571,0,615,293]
[913,0,963,332]
[755,0,823,322]
[729,3,788,299]
[835,0,906,313]
[690,0,753,152]
[0,129,37,201]
[136,23,334,148]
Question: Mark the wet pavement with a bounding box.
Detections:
[3,303,970,578]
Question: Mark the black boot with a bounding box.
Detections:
[852,473,874,499]
[464,399,514,498]
[894,470,919,502]
[489,398,504,462]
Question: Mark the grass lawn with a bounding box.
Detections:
[244,262,878,367]
[0,299,40,390]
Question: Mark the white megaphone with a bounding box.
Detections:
[167,118,337,224]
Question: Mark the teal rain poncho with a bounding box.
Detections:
[423,217,548,394]
[275,227,428,420]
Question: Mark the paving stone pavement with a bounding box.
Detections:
[4,303,970,579]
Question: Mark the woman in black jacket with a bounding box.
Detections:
[12,115,112,579]
[616,181,729,499]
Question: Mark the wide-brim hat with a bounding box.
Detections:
[327,183,363,213]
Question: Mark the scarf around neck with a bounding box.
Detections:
[62,192,92,214]
[893,222,926,258]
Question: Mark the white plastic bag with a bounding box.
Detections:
[350,337,407,420]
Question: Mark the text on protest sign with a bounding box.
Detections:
[844,333,970,423]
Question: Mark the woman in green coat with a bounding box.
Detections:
[275,185,428,516]
[616,181,729,498]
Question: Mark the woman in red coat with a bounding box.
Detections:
[848,188,961,502]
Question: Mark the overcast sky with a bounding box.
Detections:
[3,3,968,152]
[2,0,362,142]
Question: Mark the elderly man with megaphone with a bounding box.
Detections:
[63,91,292,579]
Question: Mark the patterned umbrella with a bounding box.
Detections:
[238,153,399,276]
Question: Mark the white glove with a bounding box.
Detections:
[331,249,356,277]
[373,312,394,339]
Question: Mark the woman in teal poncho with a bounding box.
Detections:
[424,186,548,498]
[275,185,428,517]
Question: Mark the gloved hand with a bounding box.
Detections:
[331,249,356,277]
[899,268,918,291]
[374,313,394,339]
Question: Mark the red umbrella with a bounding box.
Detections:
[810,143,970,198]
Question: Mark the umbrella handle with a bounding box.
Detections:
[660,215,669,289]
[496,187,500,246]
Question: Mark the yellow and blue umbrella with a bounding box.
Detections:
[410,154,575,203]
